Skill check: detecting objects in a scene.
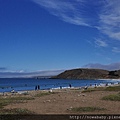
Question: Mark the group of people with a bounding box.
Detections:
[35,85,40,91]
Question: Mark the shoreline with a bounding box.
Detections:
[0,78,120,96]
[0,81,120,96]
[0,82,120,114]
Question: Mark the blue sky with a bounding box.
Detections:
[0,0,120,75]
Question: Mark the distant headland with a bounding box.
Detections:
[51,68,120,80]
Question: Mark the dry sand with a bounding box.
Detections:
[3,87,120,114]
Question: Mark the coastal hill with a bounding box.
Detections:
[52,68,120,79]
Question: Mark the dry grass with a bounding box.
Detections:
[70,107,106,113]
[0,108,33,114]
[34,92,56,97]
[102,93,120,101]
[0,97,34,109]
[82,85,120,93]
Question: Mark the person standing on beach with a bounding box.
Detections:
[60,86,62,89]
[38,85,40,90]
[69,84,72,88]
[35,85,37,91]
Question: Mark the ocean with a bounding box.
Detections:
[0,78,120,93]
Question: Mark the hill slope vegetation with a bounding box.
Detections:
[52,68,120,79]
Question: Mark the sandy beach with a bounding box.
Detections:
[0,84,119,115]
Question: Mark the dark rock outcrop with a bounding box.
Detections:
[52,68,120,79]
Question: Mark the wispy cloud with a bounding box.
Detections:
[99,0,120,40]
[32,0,90,26]
[95,39,108,47]
[32,0,120,49]
[112,47,120,53]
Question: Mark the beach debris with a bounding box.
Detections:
[82,100,85,102]
[43,99,56,103]
[68,106,73,110]
[68,106,73,111]
[74,99,76,101]
[84,86,88,90]
[49,89,53,93]
[78,94,81,97]
[46,100,51,102]
[82,94,86,96]
[43,100,51,103]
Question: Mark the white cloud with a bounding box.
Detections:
[32,0,90,26]
[60,14,89,26]
[99,0,120,40]
[32,0,120,44]
[95,39,108,47]
[112,47,120,53]
[0,69,64,78]
[83,62,120,70]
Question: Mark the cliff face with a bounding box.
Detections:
[52,68,120,79]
